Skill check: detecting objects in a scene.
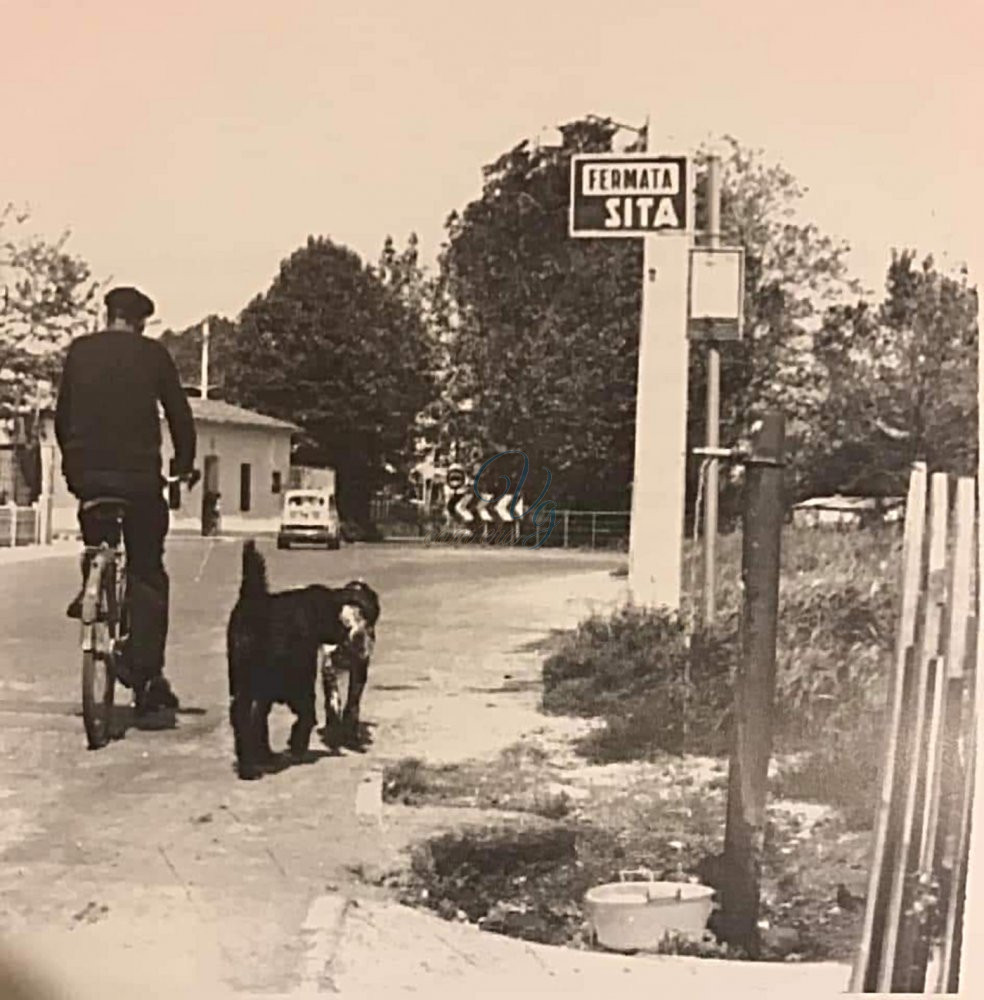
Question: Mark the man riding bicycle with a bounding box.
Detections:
[55,286,197,714]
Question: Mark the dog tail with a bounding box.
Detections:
[240,539,268,600]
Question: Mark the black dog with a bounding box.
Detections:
[227,540,380,780]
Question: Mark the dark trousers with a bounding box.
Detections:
[78,493,170,682]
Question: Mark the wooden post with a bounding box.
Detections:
[563,510,569,549]
[717,413,784,956]
[591,512,597,550]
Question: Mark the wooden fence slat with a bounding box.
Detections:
[881,471,949,992]
[945,479,976,680]
[913,476,977,990]
[852,462,928,992]
[938,715,976,993]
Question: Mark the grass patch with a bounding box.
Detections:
[382,757,432,804]
[382,744,575,819]
[389,775,868,961]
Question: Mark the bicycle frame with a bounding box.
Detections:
[80,531,128,655]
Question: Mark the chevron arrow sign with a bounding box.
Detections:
[450,491,474,523]
[449,492,525,524]
[494,493,525,521]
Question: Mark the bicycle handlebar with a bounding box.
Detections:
[165,469,201,489]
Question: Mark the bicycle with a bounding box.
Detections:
[79,471,199,750]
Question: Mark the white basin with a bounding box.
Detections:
[584,878,715,952]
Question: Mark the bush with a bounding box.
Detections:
[773,527,899,746]
[542,606,736,758]
[772,715,886,829]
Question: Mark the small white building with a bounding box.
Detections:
[43,397,299,537]
[791,494,904,530]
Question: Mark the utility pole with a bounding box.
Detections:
[703,152,722,622]
[718,413,785,956]
[200,318,210,399]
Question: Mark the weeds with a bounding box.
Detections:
[383,758,431,804]
[541,525,902,822]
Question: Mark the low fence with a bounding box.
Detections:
[0,502,44,547]
[371,498,630,551]
[537,510,629,550]
[850,464,978,992]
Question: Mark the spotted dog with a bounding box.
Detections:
[227,540,381,780]
[317,586,377,748]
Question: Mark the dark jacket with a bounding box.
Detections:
[55,328,196,497]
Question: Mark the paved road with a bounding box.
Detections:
[0,538,621,996]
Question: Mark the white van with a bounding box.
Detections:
[277,489,341,550]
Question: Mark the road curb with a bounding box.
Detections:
[298,893,355,993]
[0,541,78,566]
[285,896,852,997]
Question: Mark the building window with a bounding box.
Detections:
[240,463,252,512]
[272,470,282,494]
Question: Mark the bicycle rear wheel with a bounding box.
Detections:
[82,646,116,749]
[81,554,117,750]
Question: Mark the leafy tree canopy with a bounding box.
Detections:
[221,235,435,523]
[435,119,863,514]
[0,204,99,417]
[812,251,978,494]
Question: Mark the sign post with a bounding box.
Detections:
[688,152,744,622]
[571,142,693,609]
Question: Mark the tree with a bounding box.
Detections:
[690,137,860,511]
[811,252,977,493]
[0,204,99,418]
[438,118,641,509]
[223,236,435,527]
[436,120,861,517]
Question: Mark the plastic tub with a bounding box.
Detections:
[584,870,715,952]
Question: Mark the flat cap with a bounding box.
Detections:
[104,286,155,320]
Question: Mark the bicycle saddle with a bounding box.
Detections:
[81,496,131,517]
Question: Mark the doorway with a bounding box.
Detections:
[202,454,220,536]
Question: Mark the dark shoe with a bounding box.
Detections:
[66,593,83,619]
[136,676,180,714]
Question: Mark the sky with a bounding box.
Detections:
[1,0,981,331]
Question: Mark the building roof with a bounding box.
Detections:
[187,397,300,433]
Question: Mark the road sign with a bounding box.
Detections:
[569,153,689,238]
[449,492,524,525]
[446,464,466,492]
[688,246,745,341]
[494,493,525,522]
[448,491,472,523]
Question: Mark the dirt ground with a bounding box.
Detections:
[377,728,870,962]
[0,539,628,995]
